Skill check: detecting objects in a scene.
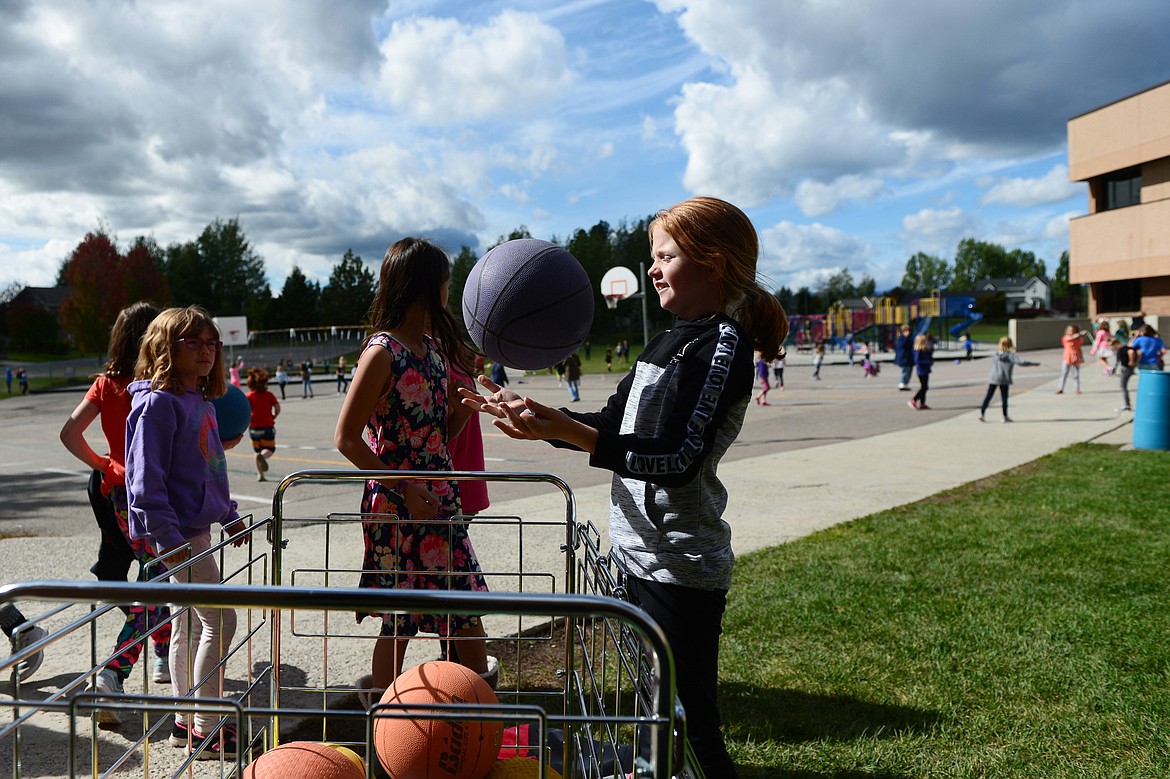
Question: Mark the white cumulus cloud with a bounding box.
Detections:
[794,175,885,218]
[981,164,1082,207]
[759,220,874,288]
[378,11,574,125]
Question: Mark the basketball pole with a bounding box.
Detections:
[639,261,650,350]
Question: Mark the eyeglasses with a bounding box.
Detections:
[176,338,223,352]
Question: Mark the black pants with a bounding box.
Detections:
[981,384,1009,417]
[88,469,136,582]
[624,575,738,779]
[913,373,930,406]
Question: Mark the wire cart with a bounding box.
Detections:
[2,471,701,778]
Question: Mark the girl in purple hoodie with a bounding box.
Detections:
[125,306,248,760]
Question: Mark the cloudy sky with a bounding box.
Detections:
[2,0,1168,298]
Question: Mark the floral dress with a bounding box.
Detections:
[357,333,487,636]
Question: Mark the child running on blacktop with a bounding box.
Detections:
[125,306,249,759]
[978,337,1040,423]
[461,196,788,779]
[1111,336,1138,412]
[333,237,493,703]
[753,351,771,405]
[59,301,171,724]
[862,352,880,377]
[245,367,280,482]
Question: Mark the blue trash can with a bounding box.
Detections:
[1132,369,1170,450]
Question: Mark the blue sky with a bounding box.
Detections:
[2,0,1169,297]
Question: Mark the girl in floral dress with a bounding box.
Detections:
[334,237,491,696]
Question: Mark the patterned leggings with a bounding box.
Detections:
[105,488,171,680]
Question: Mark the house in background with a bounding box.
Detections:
[8,286,72,315]
[973,277,1051,313]
[1068,79,1170,319]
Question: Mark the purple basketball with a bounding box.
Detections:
[462,239,594,370]
[211,384,251,441]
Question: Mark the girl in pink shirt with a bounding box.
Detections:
[1056,325,1090,394]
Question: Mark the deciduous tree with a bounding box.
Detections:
[901,252,952,292]
[59,230,124,353]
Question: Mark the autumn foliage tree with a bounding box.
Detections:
[58,231,168,353]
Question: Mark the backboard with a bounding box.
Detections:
[213,316,249,347]
[600,266,639,301]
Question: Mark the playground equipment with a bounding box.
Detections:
[789,289,987,352]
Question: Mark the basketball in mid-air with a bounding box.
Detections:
[373,661,503,779]
[462,239,593,371]
[242,741,365,779]
[211,384,251,441]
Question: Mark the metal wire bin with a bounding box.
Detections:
[1,471,698,778]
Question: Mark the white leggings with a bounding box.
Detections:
[168,534,237,734]
[1058,362,1081,392]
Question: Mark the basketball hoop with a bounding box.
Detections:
[605,295,621,310]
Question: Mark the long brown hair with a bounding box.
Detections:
[650,196,788,360]
[366,237,471,377]
[100,301,159,379]
[135,306,227,398]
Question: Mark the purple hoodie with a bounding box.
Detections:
[125,379,238,553]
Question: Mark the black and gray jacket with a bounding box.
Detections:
[560,313,753,590]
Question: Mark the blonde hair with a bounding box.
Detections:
[135,306,226,398]
[998,336,1014,351]
[913,334,929,350]
[650,197,788,359]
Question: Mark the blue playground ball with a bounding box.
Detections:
[211,384,251,441]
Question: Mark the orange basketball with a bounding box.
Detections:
[374,661,503,779]
[243,741,366,779]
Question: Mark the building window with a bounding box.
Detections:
[1097,279,1141,313]
[1099,167,1141,211]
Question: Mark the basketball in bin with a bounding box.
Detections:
[374,660,503,779]
[242,740,365,778]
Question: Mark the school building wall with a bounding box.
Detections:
[1068,79,1170,319]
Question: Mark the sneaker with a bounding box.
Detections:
[898,383,906,390]
[978,415,985,422]
[1054,390,1063,395]
[1115,406,1133,412]
[255,453,269,473]
[90,667,124,726]
[191,724,240,761]
[1003,416,1013,423]
[918,404,931,410]
[169,719,191,748]
[10,623,46,682]
[152,655,170,684]
[480,655,500,690]
[907,400,917,410]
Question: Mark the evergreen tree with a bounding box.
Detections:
[269,266,321,329]
[320,249,375,326]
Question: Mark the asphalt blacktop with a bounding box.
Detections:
[0,346,1146,777]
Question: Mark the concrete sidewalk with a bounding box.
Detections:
[490,350,1137,558]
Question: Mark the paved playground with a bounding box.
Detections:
[0,344,1139,776]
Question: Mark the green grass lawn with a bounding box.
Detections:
[723,443,1170,778]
